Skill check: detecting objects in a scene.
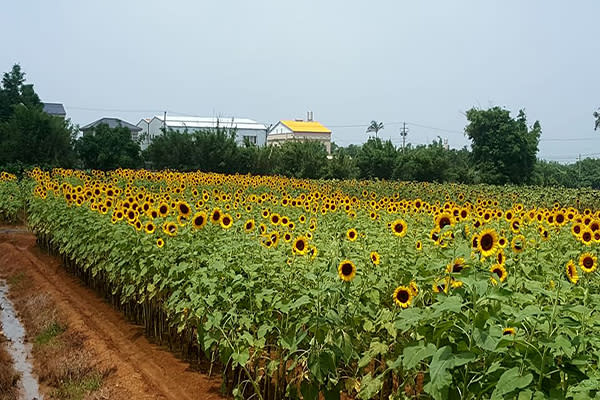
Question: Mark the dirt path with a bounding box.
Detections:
[0,227,225,400]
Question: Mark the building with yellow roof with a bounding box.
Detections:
[267,113,332,154]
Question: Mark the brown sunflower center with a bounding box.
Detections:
[583,232,592,242]
[480,234,494,251]
[493,267,503,279]
[194,216,205,226]
[584,257,594,268]
[179,204,190,214]
[349,231,356,239]
[556,214,565,224]
[222,216,231,225]
[439,217,451,228]
[452,264,463,273]
[396,290,409,303]
[394,223,404,233]
[295,240,305,251]
[341,263,353,276]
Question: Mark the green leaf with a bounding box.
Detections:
[431,296,463,317]
[358,374,384,400]
[490,367,533,399]
[231,348,250,367]
[424,346,453,400]
[403,342,437,369]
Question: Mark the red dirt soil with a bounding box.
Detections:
[0,226,225,400]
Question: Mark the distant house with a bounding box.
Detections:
[267,114,332,154]
[80,117,143,141]
[42,102,66,118]
[136,115,268,150]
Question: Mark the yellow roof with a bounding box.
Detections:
[281,120,331,133]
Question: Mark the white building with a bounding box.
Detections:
[137,115,268,150]
[267,116,332,154]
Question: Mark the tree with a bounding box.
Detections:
[356,138,397,179]
[75,124,142,170]
[0,64,75,169]
[465,107,541,185]
[594,108,600,131]
[0,104,76,167]
[272,141,328,179]
[366,120,384,139]
[0,64,41,121]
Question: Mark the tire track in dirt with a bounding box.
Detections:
[0,229,224,400]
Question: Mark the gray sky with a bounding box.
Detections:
[3,0,599,162]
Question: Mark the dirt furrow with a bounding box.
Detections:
[0,229,224,400]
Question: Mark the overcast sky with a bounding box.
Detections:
[2,0,599,162]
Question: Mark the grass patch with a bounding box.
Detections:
[34,321,66,345]
[51,372,103,400]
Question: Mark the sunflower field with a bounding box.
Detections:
[9,167,600,399]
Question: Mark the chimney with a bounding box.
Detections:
[307,111,313,121]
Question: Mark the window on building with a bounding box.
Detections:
[243,135,257,144]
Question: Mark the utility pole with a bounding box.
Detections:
[163,111,167,131]
[400,122,408,150]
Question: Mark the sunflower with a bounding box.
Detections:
[192,212,207,229]
[409,281,419,296]
[478,229,498,257]
[346,228,358,241]
[370,251,380,265]
[392,286,412,308]
[446,257,466,274]
[498,236,507,248]
[579,252,597,273]
[283,232,292,242]
[490,263,507,285]
[308,245,318,260]
[581,229,593,246]
[503,327,516,336]
[496,249,506,265]
[470,234,479,249]
[566,260,579,284]
[292,236,309,255]
[338,260,357,282]
[435,212,454,230]
[432,277,450,294]
[259,223,267,234]
[156,238,165,248]
[177,201,192,217]
[158,202,170,217]
[210,208,222,224]
[163,221,178,237]
[144,222,156,234]
[571,223,583,237]
[220,213,233,229]
[390,219,407,237]
[510,218,521,233]
[511,235,526,254]
[415,240,423,251]
[270,213,281,226]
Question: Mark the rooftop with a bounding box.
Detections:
[280,120,331,133]
[80,117,142,132]
[154,115,267,131]
[42,102,66,116]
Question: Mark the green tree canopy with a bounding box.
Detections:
[0,64,42,121]
[0,64,75,169]
[75,124,142,170]
[356,138,397,180]
[594,108,600,131]
[465,107,541,185]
